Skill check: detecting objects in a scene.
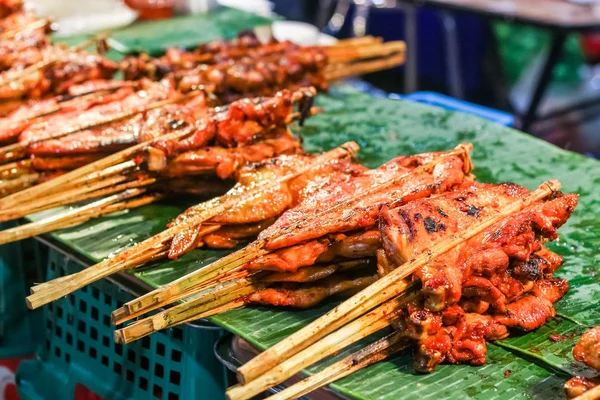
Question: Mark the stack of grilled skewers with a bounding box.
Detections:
[122,32,406,102]
[21,139,580,400]
[0,31,405,243]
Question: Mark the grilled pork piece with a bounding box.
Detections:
[379,182,578,372]
[0,44,118,101]
[121,33,328,102]
[0,0,22,19]
[564,376,600,398]
[381,182,577,311]
[574,327,600,371]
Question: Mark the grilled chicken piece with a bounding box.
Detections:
[381,182,578,311]
[259,150,473,252]
[166,154,359,259]
[0,81,136,144]
[0,0,22,18]
[246,274,377,308]
[573,327,600,371]
[0,44,118,101]
[20,79,174,144]
[564,376,600,398]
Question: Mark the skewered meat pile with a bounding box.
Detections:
[0,87,312,222]
[0,10,118,109]
[91,145,473,343]
[240,148,472,309]
[379,182,577,371]
[121,33,405,103]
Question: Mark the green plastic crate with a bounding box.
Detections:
[16,246,228,400]
[0,223,44,359]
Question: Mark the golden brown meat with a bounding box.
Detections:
[246,274,376,308]
[259,149,473,252]
[573,327,600,371]
[564,376,600,399]
[381,183,578,311]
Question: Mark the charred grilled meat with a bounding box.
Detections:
[379,182,578,372]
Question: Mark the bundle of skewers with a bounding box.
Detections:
[24,143,473,314]
[121,33,406,102]
[0,31,405,244]
[0,7,118,115]
[21,137,580,398]
[0,86,316,242]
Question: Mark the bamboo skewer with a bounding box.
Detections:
[0,124,194,211]
[573,385,600,400]
[118,144,470,323]
[114,280,261,344]
[326,41,406,64]
[234,180,562,385]
[226,288,419,400]
[0,18,50,40]
[0,188,160,245]
[25,143,358,309]
[325,53,406,81]
[267,332,408,400]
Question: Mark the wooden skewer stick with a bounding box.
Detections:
[267,332,408,400]
[0,124,193,211]
[114,280,261,344]
[325,53,406,81]
[0,19,51,40]
[235,180,562,385]
[0,188,159,245]
[226,288,419,400]
[120,144,470,321]
[573,385,600,400]
[0,175,156,222]
[326,41,406,64]
[25,143,357,309]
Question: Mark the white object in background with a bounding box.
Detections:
[217,0,274,17]
[26,0,138,37]
[272,21,337,46]
[174,0,218,14]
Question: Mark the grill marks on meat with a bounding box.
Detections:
[379,182,577,372]
[381,182,577,312]
[573,327,600,371]
[258,150,472,251]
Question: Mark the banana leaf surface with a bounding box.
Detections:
[52,7,275,56]
[31,86,600,399]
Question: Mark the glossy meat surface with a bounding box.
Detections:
[260,150,473,251]
[573,327,600,371]
[381,183,577,311]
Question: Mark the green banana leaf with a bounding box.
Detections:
[52,7,275,58]
[31,86,600,399]
[107,7,275,56]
